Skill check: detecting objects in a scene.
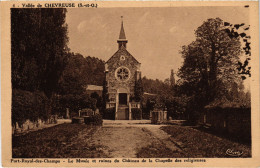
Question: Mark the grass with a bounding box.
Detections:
[137,125,251,158]
[161,125,251,158]
[13,123,252,158]
[12,123,108,158]
[136,142,184,158]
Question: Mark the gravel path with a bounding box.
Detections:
[88,120,180,158]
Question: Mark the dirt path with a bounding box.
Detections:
[88,120,180,158]
[89,127,152,157]
[144,126,181,152]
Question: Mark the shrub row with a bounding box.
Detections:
[12,89,50,127]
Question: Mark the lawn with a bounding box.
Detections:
[161,125,251,158]
[13,123,251,158]
[137,125,251,158]
[12,123,108,158]
[136,141,184,158]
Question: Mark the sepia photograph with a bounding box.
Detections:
[1,1,259,167]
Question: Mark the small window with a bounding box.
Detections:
[120,55,125,61]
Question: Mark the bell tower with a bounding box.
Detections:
[117,16,128,49]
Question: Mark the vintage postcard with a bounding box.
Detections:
[1,1,259,167]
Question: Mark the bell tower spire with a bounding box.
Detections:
[117,16,128,49]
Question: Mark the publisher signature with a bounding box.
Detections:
[226,149,243,157]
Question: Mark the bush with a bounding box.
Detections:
[132,108,142,120]
[84,114,103,126]
[165,96,187,120]
[103,107,115,120]
[12,89,50,127]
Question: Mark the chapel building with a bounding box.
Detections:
[105,19,141,120]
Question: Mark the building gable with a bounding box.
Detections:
[106,45,140,65]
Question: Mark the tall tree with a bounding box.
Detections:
[11,8,69,97]
[224,22,251,79]
[134,78,143,102]
[58,53,105,95]
[57,53,105,114]
[178,18,242,106]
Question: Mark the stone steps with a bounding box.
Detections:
[118,105,128,110]
[117,106,129,113]
[117,108,128,112]
[117,106,129,120]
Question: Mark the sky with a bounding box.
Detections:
[66,6,249,82]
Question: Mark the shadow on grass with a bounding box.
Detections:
[160,125,251,158]
[194,125,251,146]
[12,123,109,158]
[166,120,251,146]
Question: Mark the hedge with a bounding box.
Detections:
[12,89,50,127]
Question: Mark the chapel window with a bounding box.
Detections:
[116,67,130,81]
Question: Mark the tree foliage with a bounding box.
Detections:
[11,8,69,97]
[174,18,252,122]
[11,9,69,125]
[102,80,109,111]
[178,18,242,106]
[223,22,251,79]
[134,78,144,102]
[141,76,178,114]
[57,53,105,114]
[142,76,172,96]
[58,53,105,95]
[12,89,49,127]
